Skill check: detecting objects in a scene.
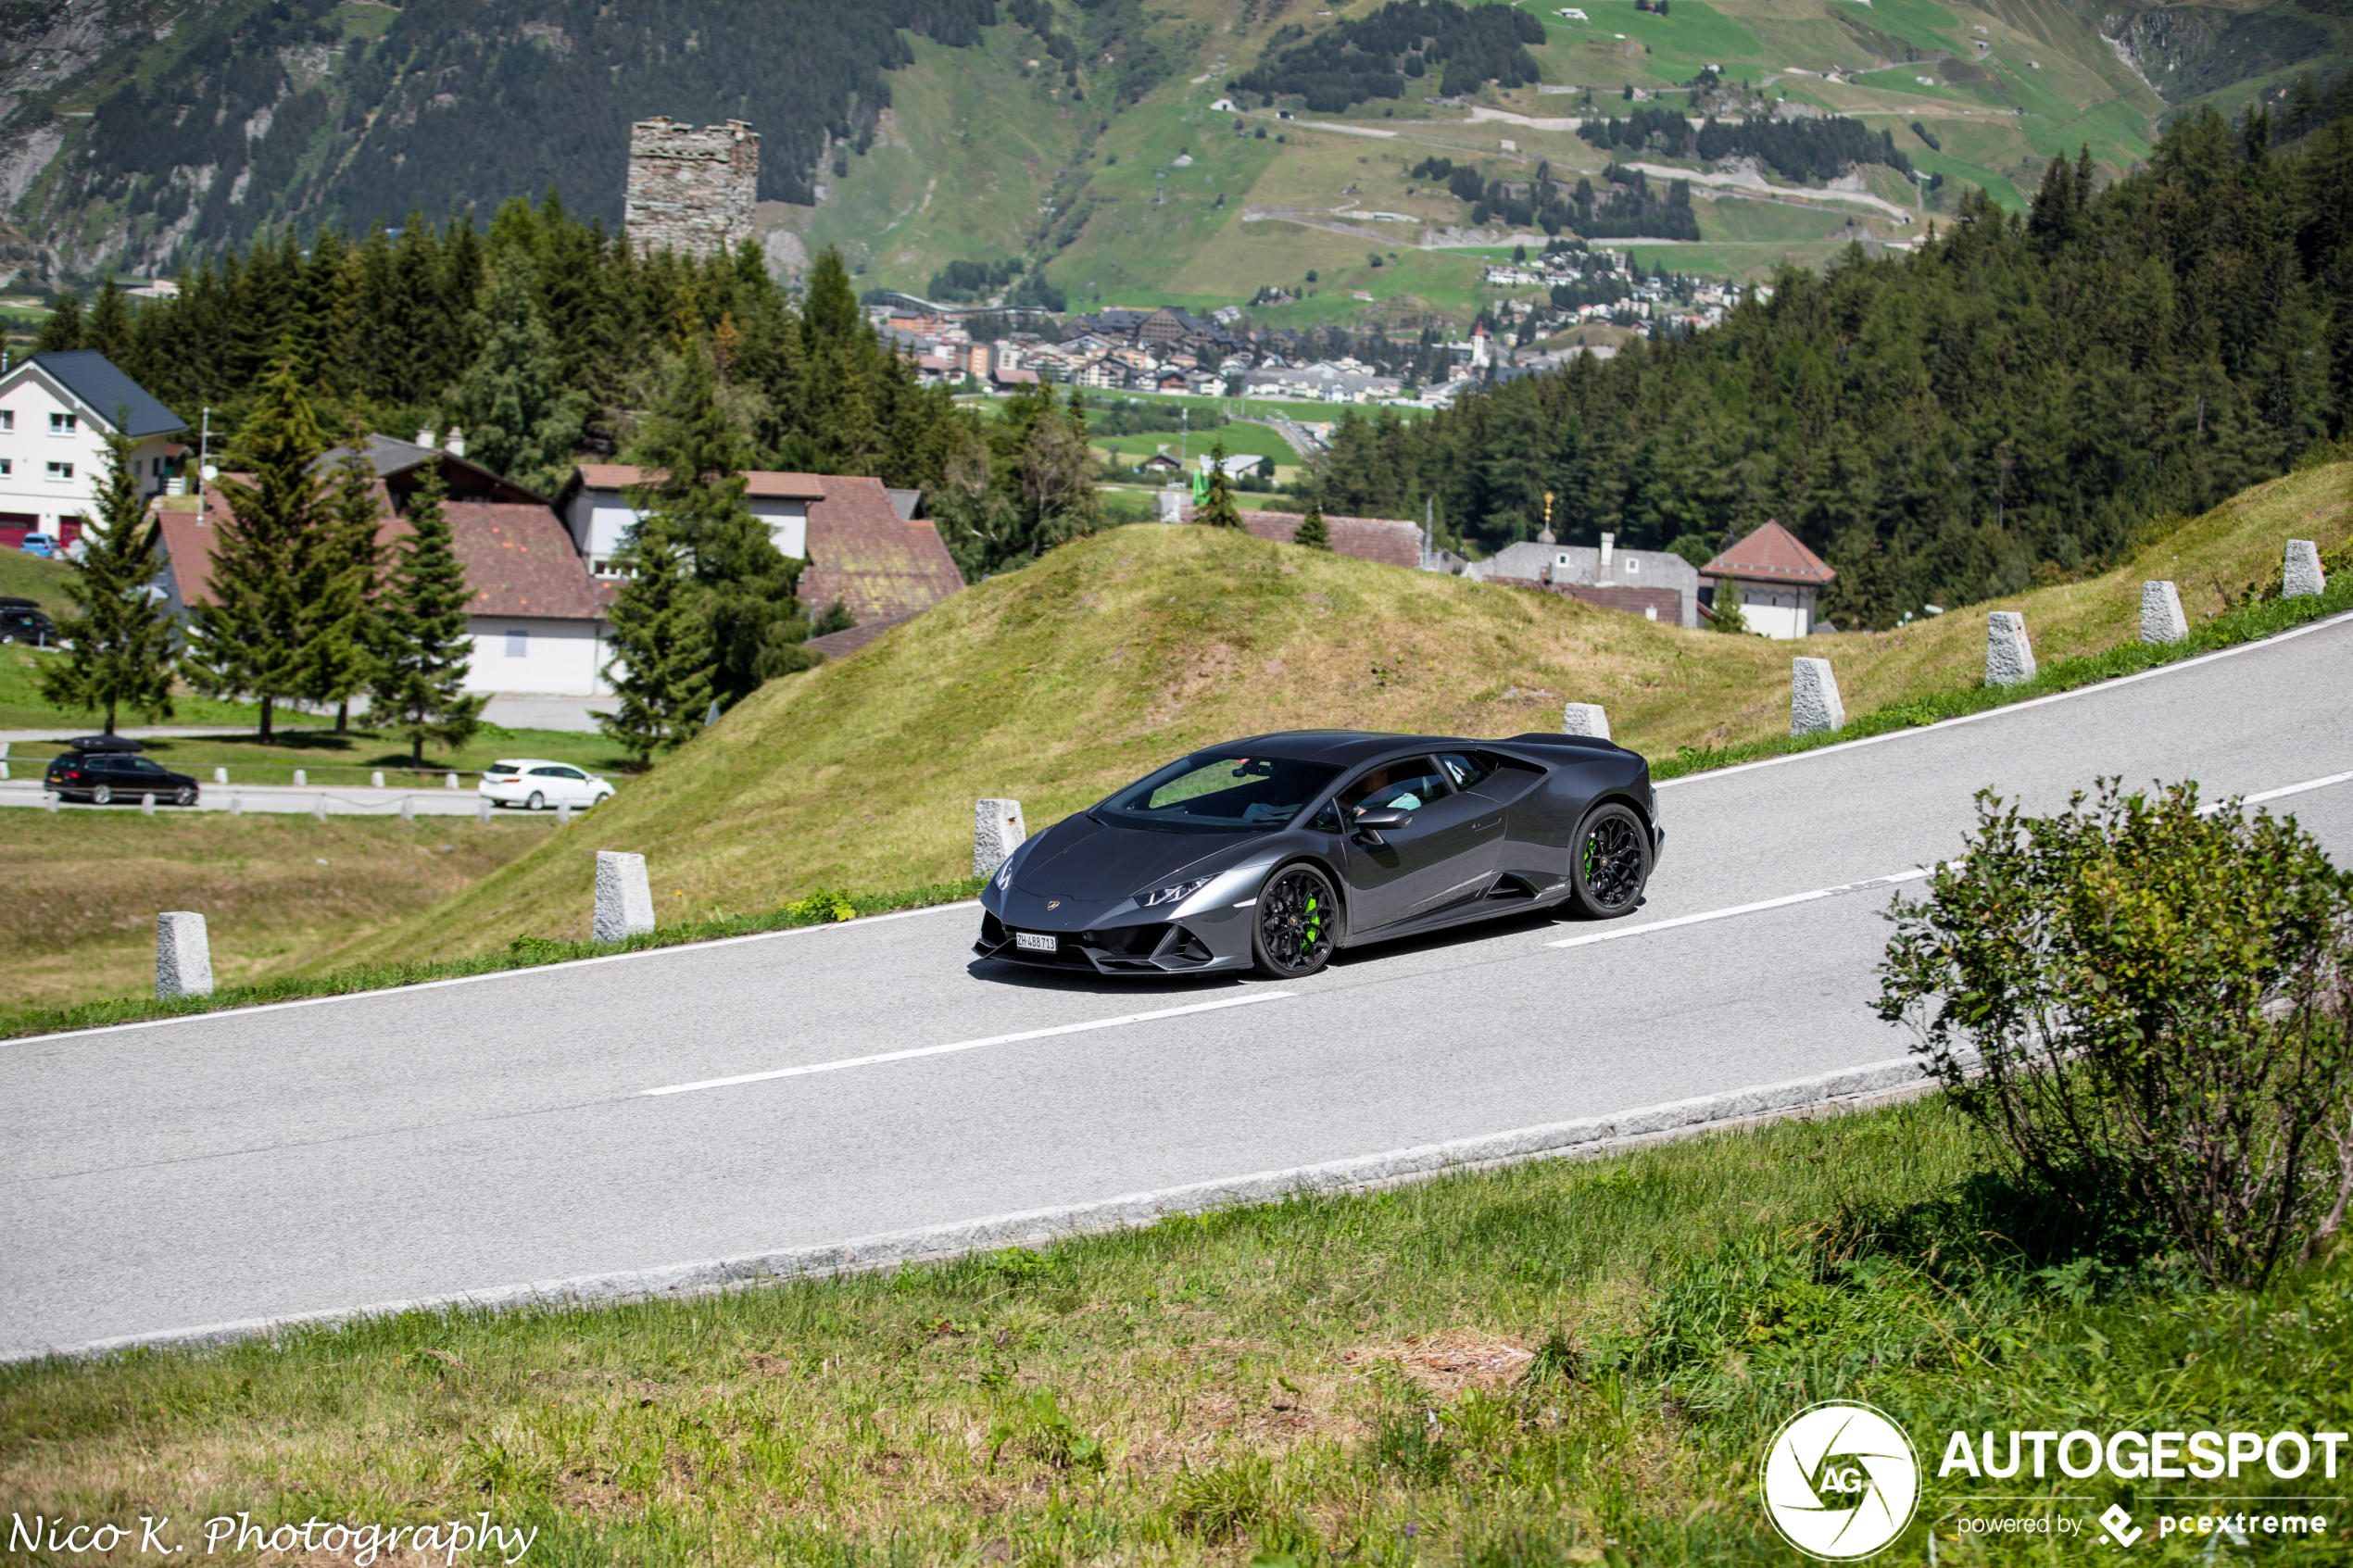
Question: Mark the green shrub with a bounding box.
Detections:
[1878,779,2353,1286]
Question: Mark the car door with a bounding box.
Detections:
[1336,755,1503,933]
[552,766,596,804]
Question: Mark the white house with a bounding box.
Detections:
[1700,521,1837,639]
[0,351,186,549]
[157,431,623,700]
[557,463,829,574]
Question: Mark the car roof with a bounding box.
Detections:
[1202,731,1512,769]
[489,759,564,769]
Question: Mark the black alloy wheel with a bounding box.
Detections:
[91,783,112,805]
[176,786,197,807]
[1567,802,1651,919]
[526,790,546,811]
[1252,862,1340,978]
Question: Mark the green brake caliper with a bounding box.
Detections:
[1302,895,1321,943]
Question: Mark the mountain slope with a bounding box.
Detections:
[0,0,996,279]
[328,462,2350,965]
[0,0,2326,293]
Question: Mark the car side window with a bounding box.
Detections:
[129,757,163,772]
[555,767,586,780]
[1340,758,1452,816]
[1437,752,1490,791]
[531,766,563,777]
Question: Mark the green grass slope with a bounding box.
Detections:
[784,0,2256,316]
[341,462,2352,965]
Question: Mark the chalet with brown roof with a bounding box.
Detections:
[555,464,964,632]
[1699,521,1836,639]
[155,435,623,699]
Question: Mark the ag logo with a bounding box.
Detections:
[1760,1400,1920,1560]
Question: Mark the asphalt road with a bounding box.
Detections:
[6,614,2351,1359]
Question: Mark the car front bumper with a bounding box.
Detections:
[975,885,1256,976]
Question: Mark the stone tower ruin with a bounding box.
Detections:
[623,117,759,258]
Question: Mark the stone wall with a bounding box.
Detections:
[623,117,759,258]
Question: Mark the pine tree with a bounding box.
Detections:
[366,458,486,767]
[443,264,589,495]
[598,523,713,766]
[626,333,808,708]
[33,289,82,353]
[85,282,133,364]
[37,420,175,733]
[1293,503,1331,549]
[183,360,332,742]
[1707,576,1748,633]
[304,438,386,732]
[1197,440,1245,528]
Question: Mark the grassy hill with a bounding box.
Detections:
[333,460,2351,966]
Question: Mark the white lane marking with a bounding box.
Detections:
[1655,606,2353,792]
[1574,768,2353,951]
[2242,769,2353,808]
[642,990,1295,1097]
[1548,870,1931,949]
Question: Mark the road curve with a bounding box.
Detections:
[6,613,2351,1359]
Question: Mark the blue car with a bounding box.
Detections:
[18,533,57,558]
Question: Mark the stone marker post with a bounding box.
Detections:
[2284,539,2326,599]
[228,793,241,816]
[44,792,57,813]
[446,772,459,790]
[371,771,385,788]
[594,850,656,943]
[558,801,573,826]
[975,799,1026,878]
[214,767,228,784]
[399,795,414,822]
[1560,702,1611,739]
[312,797,327,821]
[294,768,307,786]
[476,797,491,823]
[156,912,214,997]
[2141,581,2189,645]
[141,792,155,814]
[1985,611,2036,686]
[1791,658,1846,736]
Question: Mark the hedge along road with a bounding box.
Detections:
[6,612,2353,1360]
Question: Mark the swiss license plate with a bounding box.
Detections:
[1014,932,1058,952]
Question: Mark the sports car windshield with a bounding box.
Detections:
[1101,754,1340,833]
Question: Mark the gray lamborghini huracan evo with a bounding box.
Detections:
[975,729,1660,979]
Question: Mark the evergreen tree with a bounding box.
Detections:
[84,282,133,364]
[598,523,712,766]
[443,264,589,495]
[304,438,386,732]
[37,420,175,733]
[1198,441,1245,528]
[1707,577,1748,633]
[33,290,82,353]
[625,333,811,709]
[182,360,332,742]
[1293,503,1331,549]
[366,459,486,767]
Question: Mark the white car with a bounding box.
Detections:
[478,759,616,811]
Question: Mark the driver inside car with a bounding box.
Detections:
[1340,761,1450,818]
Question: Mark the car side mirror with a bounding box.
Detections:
[1353,808,1409,829]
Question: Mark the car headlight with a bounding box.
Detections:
[1138,877,1211,909]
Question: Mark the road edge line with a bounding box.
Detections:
[1655,605,2353,792]
[25,1054,1933,1362]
